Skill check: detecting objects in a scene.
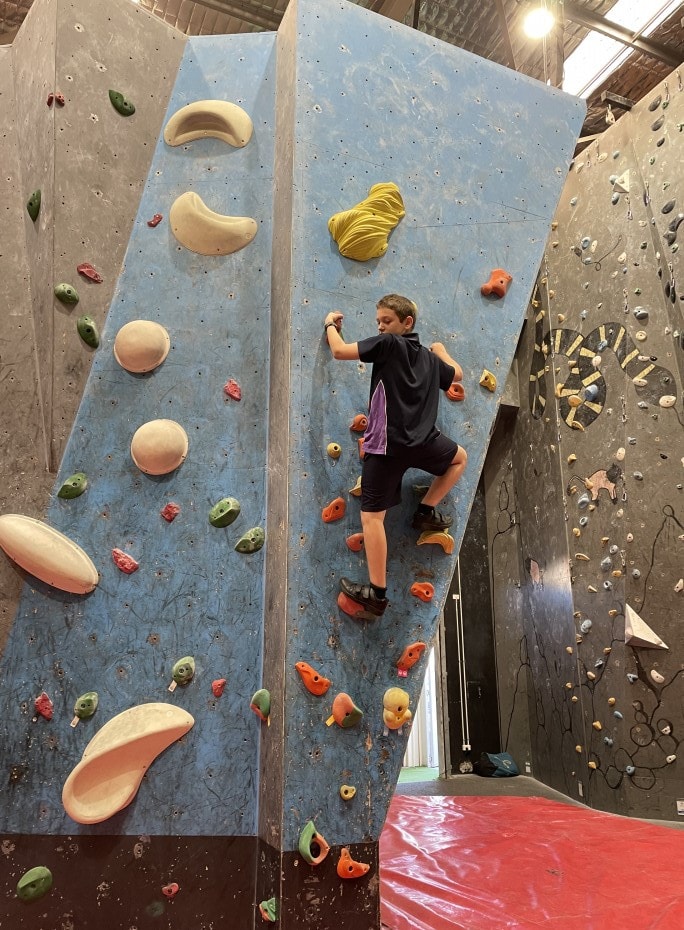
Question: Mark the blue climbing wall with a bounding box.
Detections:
[0,33,276,836]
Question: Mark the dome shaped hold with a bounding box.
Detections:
[130,419,188,475]
[114,321,170,373]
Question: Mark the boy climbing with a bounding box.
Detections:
[324,293,467,619]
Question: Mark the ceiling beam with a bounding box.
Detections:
[492,0,518,70]
[562,0,682,68]
[370,0,415,22]
[189,0,283,31]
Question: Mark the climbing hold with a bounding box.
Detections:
[350,413,368,432]
[608,697,616,705]
[575,553,590,561]
[0,513,98,594]
[26,189,41,222]
[600,557,612,572]
[568,395,582,408]
[77,315,100,348]
[666,754,677,764]
[161,883,179,898]
[54,283,79,304]
[580,619,592,633]
[340,784,356,801]
[322,497,346,522]
[675,579,684,593]
[633,307,649,321]
[416,529,454,553]
[446,381,465,401]
[383,687,412,732]
[592,721,602,731]
[108,89,135,116]
[650,669,665,684]
[604,737,613,746]
[633,471,643,481]
[345,533,364,552]
[212,679,227,698]
[235,527,265,553]
[326,442,342,459]
[250,689,271,723]
[479,369,497,392]
[57,472,88,499]
[659,395,676,407]
[410,581,434,602]
[295,661,331,696]
[298,820,330,865]
[114,320,171,373]
[349,476,362,497]
[170,192,257,256]
[16,866,53,903]
[648,95,662,111]
[567,454,577,465]
[572,527,581,537]
[481,268,512,298]
[575,745,582,753]
[209,497,241,528]
[625,604,668,649]
[62,703,194,824]
[614,171,630,194]
[587,671,596,681]
[588,761,598,770]
[661,200,675,214]
[112,548,139,574]
[337,847,371,879]
[580,237,591,250]
[570,197,578,206]
[614,711,623,719]
[34,691,53,721]
[626,765,635,775]
[326,692,363,728]
[76,262,103,283]
[587,585,598,593]
[611,192,620,205]
[259,898,277,922]
[147,213,163,227]
[223,378,241,401]
[626,533,633,543]
[627,673,638,683]
[632,569,641,579]
[71,691,98,727]
[160,502,180,522]
[566,646,573,654]
[634,331,647,342]
[396,642,427,677]
[131,419,188,476]
[164,100,253,147]
[328,182,405,261]
[170,656,195,689]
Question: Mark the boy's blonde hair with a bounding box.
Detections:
[377,294,417,330]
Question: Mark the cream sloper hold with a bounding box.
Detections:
[62,703,195,824]
[163,99,254,148]
[114,320,170,373]
[0,514,98,594]
[169,192,257,256]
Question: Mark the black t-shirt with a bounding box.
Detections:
[357,332,455,455]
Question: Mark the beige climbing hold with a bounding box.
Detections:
[650,669,665,684]
[349,476,362,497]
[62,703,194,824]
[612,569,622,578]
[571,695,578,703]
[163,99,253,147]
[614,170,630,194]
[617,251,627,264]
[675,579,683,593]
[566,646,574,654]
[616,447,625,461]
[169,192,257,256]
[114,321,170,373]
[603,647,612,654]
[626,533,634,543]
[608,609,618,617]
[575,553,590,561]
[551,221,558,230]
[608,697,616,705]
[591,355,601,369]
[575,745,582,753]
[557,313,565,322]
[0,514,98,595]
[659,395,677,408]
[588,761,597,770]
[571,421,585,431]
[632,377,648,387]
[635,331,647,342]
[573,528,581,537]
[568,395,582,408]
[592,720,602,730]
[479,370,497,392]
[131,419,188,476]
[416,530,454,554]
[567,454,577,465]
[584,478,594,490]
[587,585,597,593]
[555,383,564,398]
[601,537,610,546]
[548,290,555,299]
[565,682,574,690]
[576,634,583,643]
[587,671,596,681]
[625,604,668,649]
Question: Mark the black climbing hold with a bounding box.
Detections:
[668,213,684,232]
[109,89,135,116]
[651,116,664,132]
[648,95,661,111]
[656,137,665,147]
[661,200,675,214]
[26,190,41,222]
[664,230,677,246]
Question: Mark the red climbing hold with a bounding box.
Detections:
[396,641,427,677]
[346,533,364,552]
[112,548,139,574]
[54,93,65,107]
[212,678,227,697]
[337,591,377,621]
[224,379,242,401]
[350,414,368,432]
[295,661,331,696]
[410,581,435,602]
[160,502,180,522]
[77,263,103,283]
[446,381,465,401]
[34,691,54,720]
[481,268,513,298]
[46,93,54,107]
[322,497,346,523]
[162,882,179,898]
[147,213,163,227]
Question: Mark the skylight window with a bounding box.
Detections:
[562,0,681,98]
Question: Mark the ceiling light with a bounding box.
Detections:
[523,6,556,39]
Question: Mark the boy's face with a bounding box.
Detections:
[376,305,413,336]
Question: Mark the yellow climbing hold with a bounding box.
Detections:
[479,370,497,392]
[328,182,405,261]
[416,530,454,554]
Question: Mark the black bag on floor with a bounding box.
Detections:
[474,751,519,777]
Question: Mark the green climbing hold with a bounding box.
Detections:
[235,526,264,553]
[54,283,79,305]
[57,472,88,499]
[77,315,100,348]
[109,89,135,116]
[26,190,41,222]
[172,656,195,685]
[209,497,241,528]
[297,820,329,865]
[259,897,278,922]
[17,866,53,902]
[250,688,270,721]
[73,691,98,720]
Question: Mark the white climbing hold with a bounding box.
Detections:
[625,604,668,649]
[650,669,665,684]
[675,578,683,593]
[659,395,676,407]
[616,447,625,461]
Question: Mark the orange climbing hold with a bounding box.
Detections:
[212,678,227,697]
[346,533,364,552]
[397,641,427,677]
[337,847,371,880]
[446,381,465,401]
[295,661,331,696]
[481,268,513,298]
[410,581,434,602]
[326,692,363,728]
[322,497,346,523]
[337,591,379,621]
[417,530,454,553]
[350,414,368,432]
[358,437,365,460]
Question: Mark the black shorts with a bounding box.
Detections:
[361,433,459,513]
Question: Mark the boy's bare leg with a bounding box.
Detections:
[360,509,387,587]
[421,447,468,508]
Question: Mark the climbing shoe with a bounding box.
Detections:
[411,507,453,532]
[338,577,388,619]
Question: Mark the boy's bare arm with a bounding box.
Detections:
[430,342,463,381]
[324,312,360,360]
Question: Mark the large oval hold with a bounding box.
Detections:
[163,99,253,148]
[62,703,194,824]
[169,192,257,256]
[114,320,170,373]
[0,514,98,594]
[130,419,188,475]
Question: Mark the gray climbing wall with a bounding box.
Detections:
[492,67,684,821]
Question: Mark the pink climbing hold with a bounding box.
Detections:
[34,691,53,721]
[212,679,227,697]
[147,213,163,228]
[224,379,242,401]
[160,502,181,522]
[77,263,103,283]
[162,882,179,898]
[112,548,139,574]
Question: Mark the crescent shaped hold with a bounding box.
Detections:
[163,100,253,148]
[169,192,257,256]
[62,703,194,824]
[0,514,98,594]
